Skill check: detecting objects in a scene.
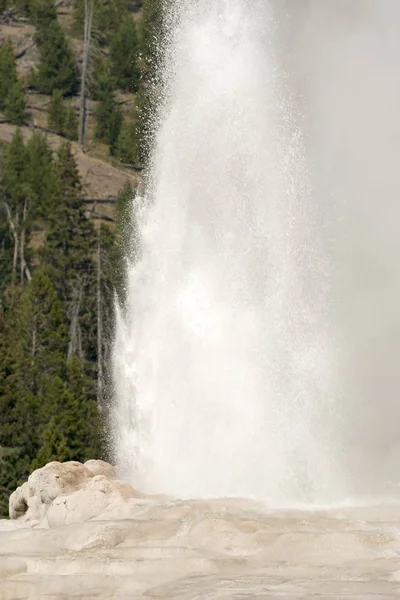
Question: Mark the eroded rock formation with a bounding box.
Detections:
[8,460,149,528]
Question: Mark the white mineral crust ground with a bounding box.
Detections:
[1,461,400,599]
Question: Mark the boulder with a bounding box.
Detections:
[8,460,136,527]
[9,461,93,523]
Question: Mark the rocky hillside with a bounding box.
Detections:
[0,0,146,224]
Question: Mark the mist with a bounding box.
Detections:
[279,0,400,497]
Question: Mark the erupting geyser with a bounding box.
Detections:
[113,0,400,505]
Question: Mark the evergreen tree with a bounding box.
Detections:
[110,14,140,92]
[95,89,122,154]
[0,270,102,514]
[116,119,138,164]
[2,128,27,209]
[0,40,18,111]
[42,142,97,364]
[73,0,127,43]
[31,419,69,469]
[47,89,66,133]
[0,272,67,513]
[88,57,114,101]
[0,41,26,125]
[64,106,78,141]
[107,181,138,301]
[47,90,78,140]
[30,0,57,28]
[43,142,95,287]
[25,132,56,216]
[4,80,26,124]
[31,20,79,96]
[140,0,164,71]
[0,203,14,294]
[115,86,153,165]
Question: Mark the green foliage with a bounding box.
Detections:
[116,119,138,164]
[4,80,26,124]
[0,40,26,123]
[48,89,78,140]
[64,106,78,141]
[43,142,96,292]
[31,419,69,469]
[30,0,57,27]
[47,89,65,133]
[140,0,163,70]
[0,0,165,518]
[2,128,28,207]
[88,56,113,100]
[95,89,122,154]
[0,40,17,110]
[110,14,140,92]
[107,181,138,300]
[25,132,57,214]
[31,20,78,96]
[116,89,152,165]
[0,134,117,516]
[73,0,128,42]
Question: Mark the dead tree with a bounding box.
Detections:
[97,227,103,410]
[3,201,32,283]
[78,0,95,152]
[68,283,84,362]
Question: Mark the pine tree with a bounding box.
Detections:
[2,128,27,206]
[116,120,139,165]
[110,14,140,92]
[107,181,138,301]
[47,90,78,140]
[0,202,14,294]
[64,106,78,141]
[25,131,56,216]
[31,20,79,96]
[30,0,57,28]
[42,142,97,363]
[73,0,127,42]
[43,142,95,284]
[140,0,164,72]
[95,89,122,154]
[0,272,67,514]
[4,80,26,125]
[47,89,66,133]
[89,57,114,101]
[31,419,69,470]
[0,40,18,112]
[117,86,155,167]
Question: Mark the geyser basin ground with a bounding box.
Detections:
[2,505,400,599]
[1,462,400,599]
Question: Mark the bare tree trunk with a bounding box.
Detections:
[20,198,28,284]
[78,0,94,152]
[97,228,103,410]
[9,206,19,277]
[3,202,32,283]
[68,283,84,362]
[31,324,36,363]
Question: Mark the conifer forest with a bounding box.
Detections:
[0,0,161,516]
